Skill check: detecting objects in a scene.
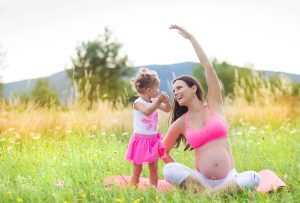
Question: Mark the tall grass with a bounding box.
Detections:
[225,71,299,125]
[0,101,132,137]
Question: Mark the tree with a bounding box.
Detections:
[31,78,60,107]
[68,27,133,107]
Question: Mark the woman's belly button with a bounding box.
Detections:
[196,147,232,179]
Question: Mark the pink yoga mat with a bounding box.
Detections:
[103,169,286,193]
[256,170,286,193]
[103,175,176,193]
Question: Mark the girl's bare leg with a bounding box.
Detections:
[149,161,158,186]
[131,164,143,187]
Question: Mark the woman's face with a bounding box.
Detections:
[173,80,194,106]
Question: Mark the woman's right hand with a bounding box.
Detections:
[169,24,193,39]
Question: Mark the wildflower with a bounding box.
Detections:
[16,198,23,202]
[134,199,140,203]
[236,131,242,136]
[91,124,97,130]
[284,174,288,180]
[54,126,61,131]
[65,130,72,135]
[89,134,96,138]
[32,133,41,140]
[290,130,300,135]
[15,133,21,139]
[0,138,6,142]
[116,198,124,202]
[7,128,15,132]
[55,179,64,189]
[121,132,129,136]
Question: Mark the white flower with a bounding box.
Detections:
[32,133,41,140]
[65,130,72,135]
[15,134,21,139]
[284,174,288,179]
[55,179,64,189]
[89,134,96,138]
[7,128,15,132]
[91,125,97,130]
[290,130,300,135]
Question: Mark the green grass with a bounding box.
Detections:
[0,119,299,202]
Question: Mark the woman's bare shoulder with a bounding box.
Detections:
[170,114,186,134]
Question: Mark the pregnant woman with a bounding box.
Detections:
[162,25,260,194]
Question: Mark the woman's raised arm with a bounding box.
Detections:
[170,25,224,116]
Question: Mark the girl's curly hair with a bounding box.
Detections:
[131,67,160,94]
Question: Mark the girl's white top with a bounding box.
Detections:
[133,97,158,135]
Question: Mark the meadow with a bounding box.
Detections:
[0,95,300,202]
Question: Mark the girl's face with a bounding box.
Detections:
[149,81,160,98]
[173,80,194,106]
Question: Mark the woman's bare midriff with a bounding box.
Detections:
[194,137,235,180]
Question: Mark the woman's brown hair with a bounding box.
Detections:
[170,75,204,151]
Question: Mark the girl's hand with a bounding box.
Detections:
[169,24,193,39]
[162,94,170,104]
[157,92,168,104]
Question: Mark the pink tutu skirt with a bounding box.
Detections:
[125,132,167,164]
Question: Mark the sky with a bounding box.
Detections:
[0,0,299,83]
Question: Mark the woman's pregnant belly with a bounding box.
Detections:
[195,141,234,179]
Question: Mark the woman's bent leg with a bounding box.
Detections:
[209,170,260,194]
[235,171,260,189]
[163,162,208,192]
[163,162,193,185]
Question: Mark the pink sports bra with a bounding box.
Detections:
[185,103,228,149]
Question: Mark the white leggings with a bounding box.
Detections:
[163,162,260,189]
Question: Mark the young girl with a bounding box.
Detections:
[125,67,171,187]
